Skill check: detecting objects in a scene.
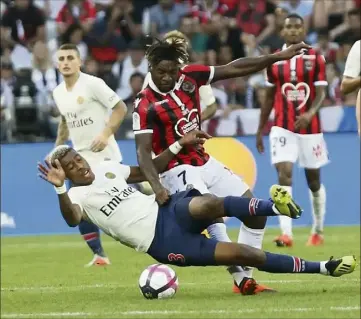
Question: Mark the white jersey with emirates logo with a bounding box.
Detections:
[53,72,123,166]
[68,161,158,252]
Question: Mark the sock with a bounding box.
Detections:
[257,252,321,274]
[207,223,246,284]
[237,223,265,278]
[278,186,293,237]
[224,196,277,219]
[78,220,106,257]
[309,184,326,234]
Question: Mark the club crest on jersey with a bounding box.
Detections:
[305,60,313,71]
[281,82,310,111]
[77,96,84,104]
[175,109,199,137]
[105,172,116,179]
[182,81,195,93]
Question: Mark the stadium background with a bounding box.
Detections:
[1,0,360,235]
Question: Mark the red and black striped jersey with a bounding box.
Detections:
[265,47,328,134]
[132,64,215,171]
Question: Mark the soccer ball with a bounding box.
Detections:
[138,264,179,299]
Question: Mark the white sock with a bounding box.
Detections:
[237,223,265,278]
[278,186,293,237]
[309,184,326,234]
[320,261,328,275]
[206,223,246,284]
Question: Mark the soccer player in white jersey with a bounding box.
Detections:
[142,30,218,122]
[52,43,127,267]
[341,40,360,135]
[36,131,356,287]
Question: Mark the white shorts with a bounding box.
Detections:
[160,156,250,197]
[269,126,330,169]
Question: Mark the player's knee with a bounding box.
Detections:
[189,195,223,220]
[307,180,321,193]
[242,215,267,229]
[278,169,292,185]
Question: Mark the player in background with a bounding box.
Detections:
[52,43,127,267]
[142,30,218,122]
[256,14,329,247]
[37,141,356,284]
[133,36,310,294]
[340,40,360,135]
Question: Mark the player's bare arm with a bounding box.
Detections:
[91,100,127,152]
[201,102,217,122]
[135,133,170,205]
[55,116,69,146]
[256,86,276,154]
[341,76,361,95]
[129,130,210,184]
[37,159,83,227]
[212,42,311,82]
[295,86,326,130]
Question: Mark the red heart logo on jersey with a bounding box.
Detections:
[175,109,200,137]
[281,82,310,111]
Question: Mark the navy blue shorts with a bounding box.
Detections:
[147,189,218,267]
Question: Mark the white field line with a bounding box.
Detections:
[1,278,360,292]
[1,306,360,318]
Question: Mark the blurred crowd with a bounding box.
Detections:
[1,0,360,142]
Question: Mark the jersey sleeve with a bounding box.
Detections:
[68,188,85,212]
[313,54,328,86]
[199,85,216,106]
[132,95,156,135]
[265,66,276,87]
[117,164,131,179]
[343,41,361,78]
[181,64,215,86]
[91,77,122,109]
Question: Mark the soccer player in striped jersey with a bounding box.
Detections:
[257,14,329,247]
[133,36,310,294]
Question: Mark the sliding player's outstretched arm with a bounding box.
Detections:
[128,130,211,184]
[211,42,311,82]
[55,116,69,146]
[37,160,83,227]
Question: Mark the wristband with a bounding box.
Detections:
[54,183,67,194]
[169,141,183,155]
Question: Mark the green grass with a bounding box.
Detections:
[1,226,360,319]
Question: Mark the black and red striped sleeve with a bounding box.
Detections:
[314,53,328,86]
[132,95,156,135]
[265,65,276,87]
[181,64,215,86]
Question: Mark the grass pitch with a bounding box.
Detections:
[1,226,360,319]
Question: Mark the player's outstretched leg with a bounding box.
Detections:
[213,241,356,294]
[78,220,110,267]
[187,184,303,222]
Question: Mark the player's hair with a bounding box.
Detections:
[285,13,304,23]
[47,145,72,166]
[145,37,189,67]
[58,43,80,56]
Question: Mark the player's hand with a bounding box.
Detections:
[37,159,66,187]
[179,130,212,146]
[256,131,265,154]
[295,112,313,130]
[91,132,109,152]
[155,187,170,206]
[276,42,312,60]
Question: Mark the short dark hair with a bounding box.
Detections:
[130,72,145,82]
[145,37,189,67]
[58,43,80,56]
[285,13,304,23]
